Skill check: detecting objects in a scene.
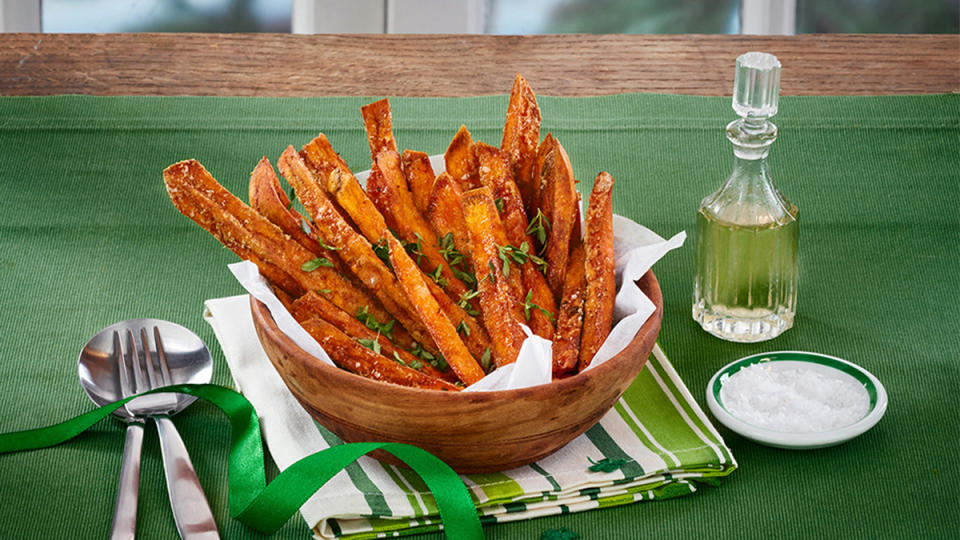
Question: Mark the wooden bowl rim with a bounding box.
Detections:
[250,270,662,401]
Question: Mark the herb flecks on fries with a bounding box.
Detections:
[163,74,616,389]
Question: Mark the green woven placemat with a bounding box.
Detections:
[0,92,957,538]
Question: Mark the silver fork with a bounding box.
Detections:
[123,328,219,539]
[111,330,145,540]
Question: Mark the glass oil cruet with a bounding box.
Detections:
[693,52,799,342]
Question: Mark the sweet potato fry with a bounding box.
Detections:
[579,172,616,370]
[293,134,359,228]
[360,98,398,159]
[274,286,298,313]
[473,142,555,339]
[168,182,303,296]
[454,150,524,303]
[322,160,490,360]
[500,73,542,216]
[290,291,452,381]
[297,134,350,179]
[277,146,438,354]
[387,237,486,385]
[400,150,436,215]
[248,157,350,276]
[462,187,528,368]
[541,139,578,300]
[299,317,460,391]
[318,162,390,247]
[421,273,491,361]
[519,266,556,340]
[552,241,586,375]
[425,172,473,268]
[163,160,389,326]
[444,125,480,191]
[369,151,474,303]
[531,133,556,252]
[167,182,303,295]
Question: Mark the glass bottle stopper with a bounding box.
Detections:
[733,52,781,119]
[728,52,781,158]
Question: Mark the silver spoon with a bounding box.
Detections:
[78,319,216,539]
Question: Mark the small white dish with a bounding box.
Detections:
[706,351,888,449]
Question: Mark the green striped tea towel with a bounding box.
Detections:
[204,295,736,539]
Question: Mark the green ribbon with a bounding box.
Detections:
[0,383,483,539]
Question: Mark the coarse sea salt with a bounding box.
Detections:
[719,363,870,433]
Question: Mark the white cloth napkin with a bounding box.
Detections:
[203,295,736,539]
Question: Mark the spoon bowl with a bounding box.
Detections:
[78,318,214,416]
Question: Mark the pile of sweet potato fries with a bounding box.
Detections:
[163,74,615,391]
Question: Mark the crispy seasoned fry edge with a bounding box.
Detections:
[542,140,578,300]
[500,73,542,217]
[361,98,398,159]
[444,125,480,191]
[552,241,586,375]
[248,157,351,277]
[400,149,436,215]
[579,171,616,370]
[473,142,556,339]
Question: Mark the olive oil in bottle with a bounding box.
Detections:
[692,52,798,342]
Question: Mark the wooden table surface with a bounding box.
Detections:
[1,33,957,97]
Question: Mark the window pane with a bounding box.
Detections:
[42,0,291,33]
[488,0,741,34]
[796,0,959,33]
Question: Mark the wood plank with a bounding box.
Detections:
[0,34,956,97]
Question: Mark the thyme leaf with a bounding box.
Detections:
[479,348,492,372]
[430,265,448,288]
[287,187,297,209]
[437,232,464,267]
[301,257,335,272]
[357,338,381,355]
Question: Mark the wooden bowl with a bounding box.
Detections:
[250,271,662,473]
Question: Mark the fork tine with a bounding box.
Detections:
[140,328,159,389]
[127,330,147,394]
[153,326,173,387]
[115,330,132,398]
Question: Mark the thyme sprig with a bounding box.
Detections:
[526,208,551,246]
[357,338,381,355]
[523,290,555,323]
[430,265,447,288]
[457,289,481,316]
[437,233,464,267]
[403,232,425,265]
[355,305,395,340]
